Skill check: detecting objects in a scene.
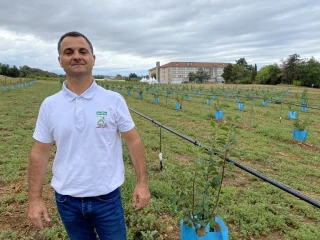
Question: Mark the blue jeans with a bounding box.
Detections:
[55,188,126,240]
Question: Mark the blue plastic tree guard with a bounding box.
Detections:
[206,99,211,105]
[262,101,267,107]
[293,129,308,142]
[215,110,223,120]
[174,103,181,110]
[180,217,228,240]
[238,103,244,111]
[288,111,297,119]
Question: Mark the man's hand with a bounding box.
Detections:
[132,183,151,210]
[28,199,50,230]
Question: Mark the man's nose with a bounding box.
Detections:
[72,51,82,60]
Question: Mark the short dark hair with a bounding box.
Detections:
[57,31,94,54]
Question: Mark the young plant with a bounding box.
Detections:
[301,88,308,101]
[262,94,268,102]
[171,116,240,237]
[288,104,296,112]
[175,93,183,109]
[293,117,308,131]
[213,99,221,112]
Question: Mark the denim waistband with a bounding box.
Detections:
[55,187,120,199]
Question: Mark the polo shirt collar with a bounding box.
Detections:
[62,80,98,101]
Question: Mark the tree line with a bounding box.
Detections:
[222,54,320,87]
[0,63,64,79]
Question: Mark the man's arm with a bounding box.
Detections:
[121,128,150,210]
[28,141,51,229]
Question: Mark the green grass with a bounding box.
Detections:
[0,81,319,239]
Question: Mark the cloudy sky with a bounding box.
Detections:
[1,0,320,76]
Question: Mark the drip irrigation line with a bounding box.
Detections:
[282,101,320,110]
[129,108,320,209]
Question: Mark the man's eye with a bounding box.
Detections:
[65,51,72,55]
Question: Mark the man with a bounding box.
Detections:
[28,31,150,240]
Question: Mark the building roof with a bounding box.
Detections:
[149,62,232,71]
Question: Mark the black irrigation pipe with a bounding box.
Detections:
[129,108,320,209]
[282,101,320,110]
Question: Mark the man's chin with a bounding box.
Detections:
[69,71,88,77]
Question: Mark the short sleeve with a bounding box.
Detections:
[33,100,53,143]
[115,94,135,133]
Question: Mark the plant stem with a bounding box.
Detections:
[210,149,228,219]
[192,168,197,229]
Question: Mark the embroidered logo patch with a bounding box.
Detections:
[96,111,108,128]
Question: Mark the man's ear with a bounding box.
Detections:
[93,55,96,66]
[58,56,62,67]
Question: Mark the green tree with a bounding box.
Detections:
[281,53,301,84]
[151,73,156,79]
[93,75,105,79]
[19,65,31,77]
[300,57,320,87]
[230,64,246,83]
[236,58,249,69]
[9,65,20,77]
[195,68,210,83]
[251,63,258,81]
[256,64,281,85]
[129,73,138,78]
[230,58,254,83]
[188,72,196,82]
[221,64,233,82]
[0,63,9,76]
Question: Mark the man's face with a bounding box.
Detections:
[58,36,96,77]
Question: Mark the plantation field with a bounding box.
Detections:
[0,80,320,240]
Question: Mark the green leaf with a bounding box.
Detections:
[209,218,217,229]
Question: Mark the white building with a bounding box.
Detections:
[148,62,232,84]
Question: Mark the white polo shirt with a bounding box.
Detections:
[33,80,135,197]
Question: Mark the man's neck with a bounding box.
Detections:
[65,75,93,96]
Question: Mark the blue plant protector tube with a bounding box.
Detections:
[288,111,297,119]
[215,110,223,119]
[180,216,228,240]
[293,130,308,142]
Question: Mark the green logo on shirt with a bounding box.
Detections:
[96,111,107,116]
[96,111,108,128]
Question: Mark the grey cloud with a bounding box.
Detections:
[1,0,320,76]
